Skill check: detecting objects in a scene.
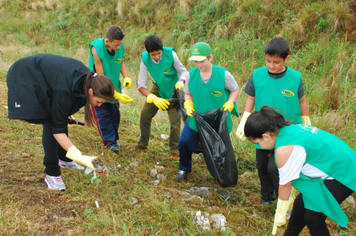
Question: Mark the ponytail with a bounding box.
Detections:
[244,106,292,139]
[84,71,114,126]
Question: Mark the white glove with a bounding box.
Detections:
[235,111,251,140]
[272,197,294,235]
[66,146,97,169]
[301,116,311,125]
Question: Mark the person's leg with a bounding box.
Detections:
[167,106,181,155]
[57,125,71,162]
[305,179,353,235]
[284,194,307,236]
[137,84,160,147]
[42,123,61,176]
[178,123,199,172]
[267,150,279,199]
[256,149,274,202]
[111,102,121,144]
[91,103,117,147]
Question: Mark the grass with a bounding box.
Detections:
[0,0,356,235]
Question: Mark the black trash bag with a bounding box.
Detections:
[194,109,238,188]
[172,88,187,123]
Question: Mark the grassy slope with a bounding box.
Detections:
[0,0,356,235]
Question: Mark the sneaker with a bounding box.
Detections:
[107,144,124,153]
[261,200,271,206]
[44,175,66,191]
[59,160,84,170]
[128,145,147,152]
[176,170,188,180]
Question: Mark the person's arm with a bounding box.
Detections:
[244,96,255,113]
[299,95,309,116]
[172,51,189,82]
[275,145,295,199]
[137,60,150,96]
[53,133,73,151]
[91,47,104,75]
[120,60,128,78]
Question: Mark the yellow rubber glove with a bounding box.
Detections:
[147,94,170,111]
[184,100,195,117]
[235,111,251,140]
[175,81,185,91]
[66,146,96,169]
[288,186,299,211]
[222,101,234,112]
[272,197,294,235]
[114,90,133,104]
[123,77,132,89]
[301,116,311,125]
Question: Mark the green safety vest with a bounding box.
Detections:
[142,47,178,99]
[89,38,124,93]
[187,65,238,132]
[275,124,356,227]
[254,66,302,124]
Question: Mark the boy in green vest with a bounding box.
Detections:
[129,35,189,157]
[176,42,239,180]
[236,37,311,205]
[89,26,133,153]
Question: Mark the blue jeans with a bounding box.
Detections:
[92,102,121,147]
[178,122,200,172]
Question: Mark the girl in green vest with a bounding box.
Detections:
[176,42,239,180]
[244,105,356,236]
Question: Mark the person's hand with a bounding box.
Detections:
[301,116,311,125]
[222,101,234,112]
[66,146,97,169]
[184,100,195,117]
[114,90,133,104]
[146,94,170,111]
[175,81,185,91]
[123,77,132,89]
[272,198,293,235]
[235,111,251,140]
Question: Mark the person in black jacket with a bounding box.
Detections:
[7,54,115,191]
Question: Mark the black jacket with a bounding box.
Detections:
[7,54,88,134]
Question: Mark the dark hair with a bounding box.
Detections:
[84,71,114,126]
[106,26,125,41]
[264,37,289,60]
[244,106,292,139]
[144,35,163,53]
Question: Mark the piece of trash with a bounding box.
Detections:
[130,161,138,167]
[149,180,160,185]
[150,169,158,177]
[95,201,100,208]
[160,134,169,140]
[85,167,94,175]
[91,171,97,183]
[346,195,355,204]
[3,106,8,109]
[157,174,166,181]
[130,197,138,205]
[194,210,211,230]
[154,165,165,173]
[210,214,226,231]
[117,164,121,167]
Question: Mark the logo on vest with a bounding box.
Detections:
[164,68,171,74]
[211,91,223,97]
[281,90,294,97]
[115,58,123,63]
[15,102,21,108]
[299,124,319,133]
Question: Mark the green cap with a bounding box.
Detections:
[188,42,212,61]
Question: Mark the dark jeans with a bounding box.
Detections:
[284,179,354,236]
[42,123,71,176]
[256,149,279,201]
[178,122,200,172]
[92,102,121,147]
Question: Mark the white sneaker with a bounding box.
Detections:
[59,160,84,170]
[44,175,66,191]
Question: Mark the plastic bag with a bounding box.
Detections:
[172,88,187,123]
[194,109,238,187]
